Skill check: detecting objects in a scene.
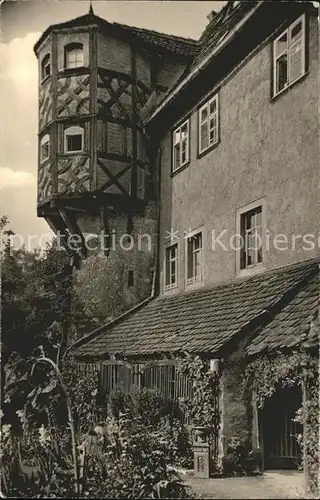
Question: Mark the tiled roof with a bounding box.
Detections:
[34,13,198,58]
[74,258,319,360]
[190,1,257,70]
[246,273,319,356]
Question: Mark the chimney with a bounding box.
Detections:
[207,10,218,23]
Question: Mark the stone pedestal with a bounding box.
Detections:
[192,426,212,478]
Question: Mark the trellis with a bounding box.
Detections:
[99,359,193,423]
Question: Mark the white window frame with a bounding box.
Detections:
[236,198,266,278]
[172,119,189,173]
[64,126,84,153]
[273,14,306,97]
[185,229,204,288]
[40,134,50,162]
[64,43,84,69]
[41,54,51,82]
[198,94,219,155]
[164,243,178,291]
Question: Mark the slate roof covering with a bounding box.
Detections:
[247,273,319,356]
[74,258,319,360]
[34,12,198,58]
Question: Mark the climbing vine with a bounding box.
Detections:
[177,354,220,429]
[244,351,319,494]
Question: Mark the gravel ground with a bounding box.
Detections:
[185,470,306,499]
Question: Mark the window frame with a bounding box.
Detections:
[272,14,306,98]
[236,199,266,278]
[164,243,179,291]
[172,119,190,174]
[40,134,50,163]
[64,43,84,69]
[185,228,204,288]
[41,54,51,82]
[198,93,219,156]
[64,125,84,154]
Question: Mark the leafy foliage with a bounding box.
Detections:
[177,355,220,429]
[80,413,194,498]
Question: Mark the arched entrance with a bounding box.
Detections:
[261,385,302,469]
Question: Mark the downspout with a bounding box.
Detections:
[65,142,162,357]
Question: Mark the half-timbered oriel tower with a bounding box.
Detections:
[34,7,198,319]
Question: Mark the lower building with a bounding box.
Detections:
[73,256,319,472]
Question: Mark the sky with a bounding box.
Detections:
[1,0,225,249]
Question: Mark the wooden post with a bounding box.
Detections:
[252,388,259,449]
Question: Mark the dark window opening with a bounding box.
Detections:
[128,270,134,287]
[67,134,82,152]
[41,54,51,81]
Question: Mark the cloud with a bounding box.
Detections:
[1,168,36,189]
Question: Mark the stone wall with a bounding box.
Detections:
[73,202,157,323]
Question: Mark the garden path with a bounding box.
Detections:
[185,470,305,499]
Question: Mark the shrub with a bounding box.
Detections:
[83,413,195,498]
[222,437,249,476]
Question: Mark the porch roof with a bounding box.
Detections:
[73,258,319,360]
[246,272,319,356]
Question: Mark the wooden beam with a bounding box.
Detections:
[59,208,87,260]
[99,203,110,257]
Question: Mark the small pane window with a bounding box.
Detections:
[240,206,263,270]
[64,126,84,153]
[40,134,50,162]
[273,15,305,97]
[41,54,51,81]
[165,244,178,290]
[172,120,189,173]
[64,43,84,69]
[198,94,219,155]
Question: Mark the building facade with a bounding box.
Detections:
[35,1,319,475]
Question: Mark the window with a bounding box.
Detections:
[273,15,305,97]
[40,134,50,162]
[64,126,84,153]
[186,232,203,286]
[64,43,84,69]
[172,120,189,173]
[41,54,51,81]
[165,244,178,290]
[240,206,263,269]
[199,94,219,154]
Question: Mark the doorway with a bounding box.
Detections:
[261,386,302,469]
